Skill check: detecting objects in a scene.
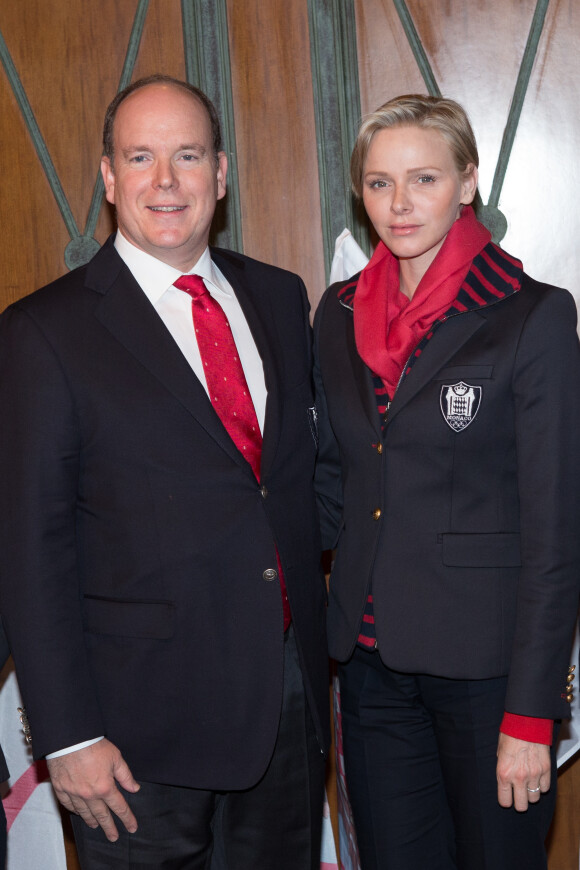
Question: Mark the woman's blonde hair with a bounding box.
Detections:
[350,94,479,198]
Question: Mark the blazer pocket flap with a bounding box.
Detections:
[83,596,175,639]
[441,533,521,567]
[435,365,494,381]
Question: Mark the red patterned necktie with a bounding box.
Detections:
[174,274,262,477]
[174,274,291,629]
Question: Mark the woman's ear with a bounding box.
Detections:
[460,164,478,205]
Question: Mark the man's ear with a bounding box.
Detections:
[101,156,116,205]
[216,151,228,201]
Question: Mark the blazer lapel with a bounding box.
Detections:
[388,311,487,422]
[347,315,382,438]
[87,241,255,478]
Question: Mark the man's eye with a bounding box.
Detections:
[130,155,148,163]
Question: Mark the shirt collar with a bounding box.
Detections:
[113,231,230,305]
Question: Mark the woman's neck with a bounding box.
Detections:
[398,260,424,300]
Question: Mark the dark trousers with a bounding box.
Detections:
[339,647,558,870]
[72,628,325,869]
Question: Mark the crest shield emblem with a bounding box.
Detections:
[440,381,482,432]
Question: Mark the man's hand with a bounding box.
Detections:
[496,732,551,811]
[47,738,140,841]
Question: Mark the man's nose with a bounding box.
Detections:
[153,158,177,189]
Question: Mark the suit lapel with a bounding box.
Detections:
[87,240,255,478]
[334,297,381,439]
[212,249,284,480]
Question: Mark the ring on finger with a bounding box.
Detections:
[527,786,541,793]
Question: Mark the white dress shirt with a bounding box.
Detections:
[114,232,267,431]
[47,232,267,759]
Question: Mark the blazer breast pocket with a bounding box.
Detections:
[435,366,494,433]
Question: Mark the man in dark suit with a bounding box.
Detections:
[0,75,328,869]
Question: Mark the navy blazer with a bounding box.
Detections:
[314,267,580,721]
[0,238,329,790]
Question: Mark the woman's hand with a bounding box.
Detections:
[496,733,551,811]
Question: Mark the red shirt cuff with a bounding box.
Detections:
[500,712,553,745]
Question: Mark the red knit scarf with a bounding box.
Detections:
[354,206,491,397]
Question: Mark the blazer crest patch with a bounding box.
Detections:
[440,381,482,432]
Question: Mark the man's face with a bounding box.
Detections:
[101,84,227,271]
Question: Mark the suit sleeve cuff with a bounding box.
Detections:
[500,712,553,745]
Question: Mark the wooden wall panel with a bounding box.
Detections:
[356,0,427,101]
[354,0,580,302]
[0,0,129,302]
[226,0,326,302]
[132,0,185,81]
[0,1,578,866]
[0,0,326,311]
[0,75,70,308]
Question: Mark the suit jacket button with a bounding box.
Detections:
[567,693,574,703]
[17,707,32,744]
[372,508,382,520]
[260,485,268,498]
[263,568,278,582]
[373,442,383,454]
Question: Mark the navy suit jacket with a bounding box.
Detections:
[314,270,580,721]
[0,237,329,790]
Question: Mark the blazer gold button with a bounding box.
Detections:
[567,693,574,703]
[566,674,574,684]
[263,568,278,582]
[372,508,382,520]
[260,485,268,498]
[375,443,383,454]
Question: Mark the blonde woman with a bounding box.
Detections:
[314,95,580,869]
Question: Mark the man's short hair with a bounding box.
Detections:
[102,74,223,167]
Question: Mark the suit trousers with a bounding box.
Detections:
[71,627,325,869]
[339,646,558,870]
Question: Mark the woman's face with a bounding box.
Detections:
[362,125,477,279]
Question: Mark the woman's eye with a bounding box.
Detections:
[418,174,436,183]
